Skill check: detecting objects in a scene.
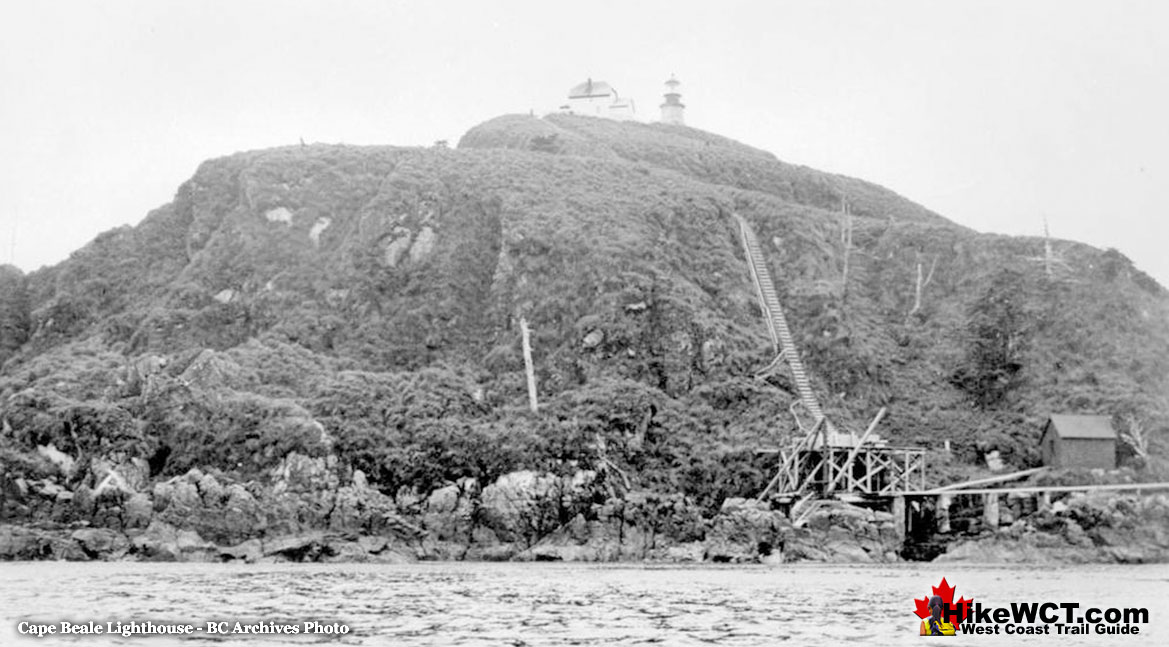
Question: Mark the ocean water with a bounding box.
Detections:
[1,561,1166,646]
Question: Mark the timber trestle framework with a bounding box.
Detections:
[732,213,925,510]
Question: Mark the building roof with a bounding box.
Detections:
[568,79,615,99]
[1044,414,1117,440]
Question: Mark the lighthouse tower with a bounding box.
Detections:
[660,74,685,125]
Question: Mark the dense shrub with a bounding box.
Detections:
[141,387,329,478]
[0,266,30,366]
[952,270,1035,408]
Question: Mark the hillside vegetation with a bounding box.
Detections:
[2,114,1167,523]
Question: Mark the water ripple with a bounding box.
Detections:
[1,562,1166,646]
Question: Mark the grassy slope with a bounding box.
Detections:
[2,116,1167,514]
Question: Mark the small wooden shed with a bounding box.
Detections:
[1040,415,1117,469]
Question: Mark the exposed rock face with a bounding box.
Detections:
[265,207,293,225]
[793,503,901,562]
[0,455,899,564]
[938,492,1169,564]
[152,470,266,544]
[419,478,479,559]
[0,451,423,563]
[697,498,901,564]
[407,481,900,564]
[704,498,791,562]
[0,525,88,560]
[409,227,436,262]
[478,470,595,546]
[72,527,130,558]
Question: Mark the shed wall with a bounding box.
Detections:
[1060,438,1116,469]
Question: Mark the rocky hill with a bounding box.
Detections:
[1,114,1167,562]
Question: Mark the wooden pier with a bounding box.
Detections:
[734,213,928,518]
[896,476,1169,551]
[732,211,1168,555]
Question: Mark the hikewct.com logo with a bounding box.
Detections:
[914,577,971,635]
[914,577,1149,637]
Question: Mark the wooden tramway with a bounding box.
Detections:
[896,470,1169,543]
[733,212,927,505]
[899,466,1169,498]
[732,212,830,434]
[923,482,1169,495]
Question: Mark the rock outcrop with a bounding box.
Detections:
[938,492,1169,564]
[2,449,910,564]
[0,451,421,563]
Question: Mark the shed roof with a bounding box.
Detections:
[1044,415,1116,440]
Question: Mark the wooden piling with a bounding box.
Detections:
[937,494,952,533]
[892,495,906,541]
[983,493,1000,528]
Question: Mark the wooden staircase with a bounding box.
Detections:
[732,213,829,431]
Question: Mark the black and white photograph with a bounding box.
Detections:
[1,1,1167,644]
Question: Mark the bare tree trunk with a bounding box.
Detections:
[1028,216,1073,281]
[520,316,538,413]
[909,255,938,317]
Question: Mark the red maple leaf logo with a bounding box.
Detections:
[914,577,973,624]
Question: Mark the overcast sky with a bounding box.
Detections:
[1,1,1166,288]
